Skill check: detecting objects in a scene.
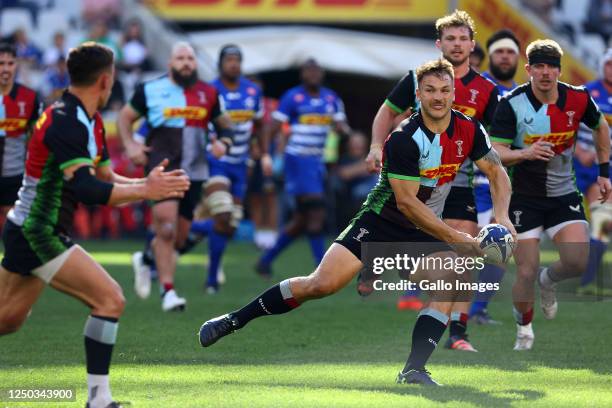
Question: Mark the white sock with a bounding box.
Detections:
[539,267,557,286]
[87,374,112,408]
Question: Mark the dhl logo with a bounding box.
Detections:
[453,104,477,118]
[0,118,27,131]
[163,107,207,120]
[228,110,255,122]
[420,163,460,179]
[523,131,574,146]
[35,112,47,130]
[299,114,332,126]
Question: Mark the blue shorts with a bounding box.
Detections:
[284,153,325,196]
[474,184,493,213]
[208,155,248,200]
[573,159,599,194]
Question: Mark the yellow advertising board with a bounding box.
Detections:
[146,0,449,22]
[458,0,595,85]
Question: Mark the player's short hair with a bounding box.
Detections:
[435,10,475,39]
[0,42,17,57]
[416,58,455,85]
[67,42,114,86]
[526,39,563,62]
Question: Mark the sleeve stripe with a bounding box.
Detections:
[97,159,112,167]
[384,99,404,114]
[490,136,513,144]
[388,172,420,181]
[59,158,93,170]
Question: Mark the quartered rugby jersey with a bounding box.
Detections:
[211,77,263,165]
[0,83,41,177]
[130,75,223,180]
[577,79,612,154]
[386,68,498,188]
[490,81,602,197]
[362,110,491,229]
[8,92,109,260]
[272,85,346,157]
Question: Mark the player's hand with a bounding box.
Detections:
[524,140,555,161]
[597,176,612,203]
[211,140,227,159]
[261,153,273,177]
[126,140,150,166]
[451,232,484,258]
[144,158,190,200]
[365,144,383,173]
[495,216,518,243]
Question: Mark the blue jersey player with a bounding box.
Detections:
[191,44,264,292]
[256,58,351,277]
[574,48,612,294]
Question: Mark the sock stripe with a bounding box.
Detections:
[279,279,300,308]
[418,307,449,325]
[513,307,533,325]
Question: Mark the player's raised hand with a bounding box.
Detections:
[524,140,555,161]
[365,144,383,173]
[126,140,150,166]
[597,176,612,203]
[211,140,228,159]
[144,158,190,200]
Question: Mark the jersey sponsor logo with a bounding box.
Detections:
[298,113,332,125]
[524,131,574,148]
[420,163,461,180]
[0,118,27,132]
[163,106,208,120]
[228,109,255,122]
[452,103,477,118]
[566,111,575,127]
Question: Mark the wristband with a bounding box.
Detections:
[599,162,610,178]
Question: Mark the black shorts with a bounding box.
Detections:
[153,180,203,221]
[442,186,477,222]
[1,219,74,276]
[334,210,450,261]
[509,192,587,238]
[0,175,22,207]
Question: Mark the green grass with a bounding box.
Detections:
[1,240,611,407]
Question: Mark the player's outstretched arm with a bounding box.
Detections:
[368,104,400,173]
[63,159,190,207]
[592,114,612,202]
[96,164,145,185]
[389,178,481,257]
[474,148,516,238]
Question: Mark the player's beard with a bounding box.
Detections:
[171,68,198,88]
[489,61,517,81]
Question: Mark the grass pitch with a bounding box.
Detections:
[1,240,611,407]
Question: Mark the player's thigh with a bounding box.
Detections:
[444,218,479,236]
[152,199,180,232]
[295,243,363,299]
[0,266,45,331]
[49,246,124,317]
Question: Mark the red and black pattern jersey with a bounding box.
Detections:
[0,82,42,177]
[490,81,601,197]
[8,92,109,254]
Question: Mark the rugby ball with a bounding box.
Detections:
[476,223,516,264]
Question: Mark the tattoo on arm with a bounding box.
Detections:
[482,148,502,166]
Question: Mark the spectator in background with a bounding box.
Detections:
[120,19,151,73]
[83,21,120,62]
[335,131,378,226]
[586,0,612,45]
[0,0,40,28]
[520,0,556,25]
[469,42,485,72]
[42,31,69,67]
[41,55,69,104]
[12,28,41,67]
[82,0,121,28]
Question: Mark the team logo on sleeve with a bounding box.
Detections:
[353,228,369,242]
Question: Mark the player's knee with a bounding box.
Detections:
[515,266,537,284]
[306,275,338,298]
[562,256,588,277]
[95,286,126,317]
[157,222,176,243]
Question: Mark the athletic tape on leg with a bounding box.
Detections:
[83,316,118,345]
[206,191,234,215]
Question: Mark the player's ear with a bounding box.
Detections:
[435,39,441,50]
[525,63,531,76]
